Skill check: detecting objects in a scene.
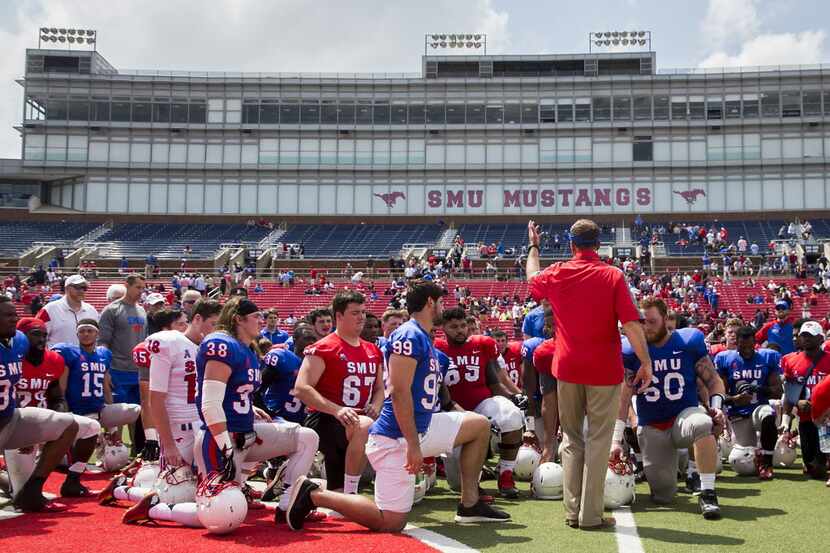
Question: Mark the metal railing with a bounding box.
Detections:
[657,63,830,75]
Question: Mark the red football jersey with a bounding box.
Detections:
[502,341,524,387]
[532,338,557,377]
[781,351,830,421]
[435,335,499,410]
[17,350,66,408]
[132,341,151,370]
[304,332,381,411]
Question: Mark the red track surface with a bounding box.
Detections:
[1,472,437,553]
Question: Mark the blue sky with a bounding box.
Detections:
[0,0,827,157]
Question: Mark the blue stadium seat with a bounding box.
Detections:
[0,221,99,257]
[279,224,443,258]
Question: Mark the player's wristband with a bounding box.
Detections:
[528,244,539,253]
[709,394,724,411]
[612,419,626,444]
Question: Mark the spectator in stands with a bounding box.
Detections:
[285,313,297,326]
[144,254,157,279]
[755,300,796,354]
[308,308,333,340]
[144,293,167,334]
[35,274,98,348]
[261,308,289,344]
[119,256,129,275]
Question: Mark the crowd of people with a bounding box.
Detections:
[1,218,829,538]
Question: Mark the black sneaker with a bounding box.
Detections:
[12,480,49,512]
[454,500,511,523]
[686,472,701,495]
[60,474,90,497]
[284,476,320,531]
[698,490,721,520]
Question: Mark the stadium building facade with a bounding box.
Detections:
[7,47,830,218]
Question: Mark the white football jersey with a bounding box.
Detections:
[147,330,199,424]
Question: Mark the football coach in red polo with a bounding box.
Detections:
[525,218,652,530]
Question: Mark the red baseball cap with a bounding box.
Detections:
[17,317,47,334]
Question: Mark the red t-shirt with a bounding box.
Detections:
[17,350,66,408]
[502,341,524,387]
[781,351,830,421]
[532,338,557,377]
[132,341,151,370]
[708,343,729,356]
[434,335,499,410]
[303,333,381,411]
[530,250,640,386]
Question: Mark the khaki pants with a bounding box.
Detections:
[558,380,621,527]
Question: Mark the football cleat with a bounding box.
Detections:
[698,490,721,520]
[98,474,128,505]
[497,470,519,499]
[685,472,701,495]
[60,475,90,497]
[122,492,160,525]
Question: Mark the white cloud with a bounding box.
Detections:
[0,0,509,158]
[699,30,826,67]
[701,0,760,49]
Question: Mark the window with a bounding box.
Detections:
[613,96,630,121]
[189,102,206,123]
[337,139,353,164]
[743,97,759,118]
[355,139,372,164]
[301,102,320,124]
[706,97,722,120]
[391,140,408,164]
[824,92,830,116]
[743,134,760,159]
[556,101,573,123]
[153,101,170,123]
[540,100,556,123]
[338,102,355,124]
[653,96,669,120]
[408,139,425,164]
[132,99,151,122]
[633,137,653,161]
[243,100,259,124]
[671,97,687,120]
[46,97,68,120]
[408,104,426,124]
[110,142,130,162]
[427,104,445,124]
[486,143,503,163]
[206,144,222,164]
[574,99,590,122]
[300,139,318,165]
[171,101,188,123]
[426,144,444,165]
[522,103,539,124]
[688,97,704,119]
[804,91,822,116]
[320,101,337,124]
[372,102,390,124]
[355,102,372,124]
[92,99,110,121]
[280,102,300,124]
[279,138,299,164]
[761,92,780,117]
[373,139,390,165]
[152,142,169,164]
[24,135,45,160]
[504,103,521,124]
[68,99,89,121]
[725,97,741,119]
[446,144,464,164]
[466,104,485,124]
[391,104,407,124]
[129,142,150,163]
[225,99,241,124]
[169,143,186,163]
[111,99,130,122]
[446,104,465,124]
[466,144,485,164]
[187,143,205,164]
[633,96,651,120]
[591,96,611,121]
[208,99,224,123]
[782,91,801,117]
[486,104,503,124]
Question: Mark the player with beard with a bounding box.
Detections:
[492,330,523,394]
[436,308,526,499]
[0,296,79,512]
[285,280,509,531]
[612,297,726,520]
[295,292,384,496]
[715,326,782,480]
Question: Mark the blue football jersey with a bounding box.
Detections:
[522,306,545,338]
[53,343,113,416]
[371,320,441,438]
[623,328,707,426]
[715,348,781,417]
[261,328,289,345]
[196,332,260,433]
[0,331,28,419]
[260,348,305,423]
[434,349,454,413]
[521,337,544,363]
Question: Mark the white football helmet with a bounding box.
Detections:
[718,433,734,461]
[132,462,161,489]
[196,472,248,534]
[413,471,428,504]
[773,434,798,467]
[156,465,197,504]
[604,459,636,509]
[728,445,757,476]
[102,443,130,472]
[531,462,564,500]
[514,445,542,481]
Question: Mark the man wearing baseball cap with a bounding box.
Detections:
[810,375,830,487]
[780,320,830,480]
[35,274,98,348]
[755,300,796,354]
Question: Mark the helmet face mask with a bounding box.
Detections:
[157,465,197,504]
[604,459,636,509]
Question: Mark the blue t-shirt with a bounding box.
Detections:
[714,348,781,417]
[0,331,28,419]
[196,332,261,433]
[261,328,289,345]
[762,320,795,355]
[522,306,545,338]
[53,343,113,416]
[260,348,305,423]
[623,328,707,426]
[371,320,441,438]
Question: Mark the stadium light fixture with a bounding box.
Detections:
[38,26,97,50]
[588,30,651,52]
[425,33,487,55]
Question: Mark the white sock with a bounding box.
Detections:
[344,474,361,495]
[127,486,151,502]
[700,473,716,491]
[69,461,87,474]
[499,459,517,474]
[687,459,698,477]
[113,486,131,501]
[144,428,158,441]
[170,502,202,527]
[149,502,173,521]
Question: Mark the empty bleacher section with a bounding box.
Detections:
[93,223,271,259]
[454,223,616,256]
[279,224,443,258]
[0,220,99,257]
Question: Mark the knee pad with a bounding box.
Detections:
[498,403,526,434]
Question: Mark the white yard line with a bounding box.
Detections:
[403,523,481,553]
[613,507,645,553]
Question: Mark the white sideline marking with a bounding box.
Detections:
[403,524,480,553]
[613,507,645,553]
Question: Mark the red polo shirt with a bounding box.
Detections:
[530,250,640,386]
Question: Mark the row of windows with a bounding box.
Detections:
[25,133,830,165]
[28,90,830,125]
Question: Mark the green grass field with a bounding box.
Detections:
[408,462,830,553]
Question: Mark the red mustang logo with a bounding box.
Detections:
[374,191,406,207]
[674,189,706,205]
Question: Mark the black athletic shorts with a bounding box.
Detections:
[304,411,348,491]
